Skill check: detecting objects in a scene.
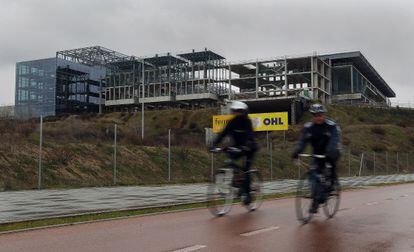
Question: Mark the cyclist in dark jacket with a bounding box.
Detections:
[213,101,258,205]
[292,103,341,213]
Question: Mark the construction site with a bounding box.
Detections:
[15,46,395,122]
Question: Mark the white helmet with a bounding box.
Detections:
[230,101,248,111]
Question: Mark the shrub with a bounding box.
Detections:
[371,127,386,136]
[342,136,350,146]
[358,116,365,122]
[372,144,386,153]
[396,121,407,128]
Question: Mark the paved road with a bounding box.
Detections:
[0,174,413,223]
[1,183,414,251]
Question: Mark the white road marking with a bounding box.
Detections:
[171,245,207,252]
[240,226,280,237]
[366,201,379,206]
[339,207,354,212]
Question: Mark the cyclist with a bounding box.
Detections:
[212,101,258,205]
[291,103,341,213]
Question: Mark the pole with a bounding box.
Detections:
[113,124,117,185]
[407,153,409,173]
[38,115,43,190]
[359,153,364,177]
[397,152,399,173]
[266,131,269,151]
[385,152,388,174]
[141,60,145,140]
[348,149,351,177]
[168,129,171,182]
[211,153,214,179]
[373,152,376,176]
[270,140,273,181]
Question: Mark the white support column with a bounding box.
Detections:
[141,61,145,140]
[228,64,232,100]
[284,57,288,96]
[310,56,315,100]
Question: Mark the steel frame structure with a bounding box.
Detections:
[53,46,394,115]
[56,46,134,68]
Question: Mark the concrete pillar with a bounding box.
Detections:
[290,100,296,125]
[284,57,288,96]
[311,56,315,100]
[328,59,332,104]
[228,64,232,100]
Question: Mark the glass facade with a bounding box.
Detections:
[332,66,351,94]
[15,58,105,119]
[55,58,105,115]
[15,58,57,119]
[332,65,386,104]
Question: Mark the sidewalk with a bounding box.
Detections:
[1,174,413,223]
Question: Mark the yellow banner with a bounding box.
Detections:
[212,112,289,133]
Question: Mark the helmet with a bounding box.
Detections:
[230,101,248,111]
[309,103,327,114]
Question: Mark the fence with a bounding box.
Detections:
[0,115,413,191]
[391,100,414,109]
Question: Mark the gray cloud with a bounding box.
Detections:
[1,0,413,104]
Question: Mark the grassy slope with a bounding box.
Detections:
[0,106,413,190]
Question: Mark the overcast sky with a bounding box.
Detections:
[1,0,413,105]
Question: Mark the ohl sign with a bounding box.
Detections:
[212,112,289,133]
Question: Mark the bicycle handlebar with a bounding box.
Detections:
[210,147,242,154]
[298,154,326,159]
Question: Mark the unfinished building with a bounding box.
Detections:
[104,49,229,110]
[15,46,395,122]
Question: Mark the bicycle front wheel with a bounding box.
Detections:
[295,172,314,224]
[323,179,341,219]
[207,169,234,217]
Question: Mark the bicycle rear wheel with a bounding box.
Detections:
[323,179,341,219]
[245,170,263,212]
[295,172,314,224]
[207,169,234,217]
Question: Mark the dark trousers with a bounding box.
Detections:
[312,152,340,204]
[230,149,256,193]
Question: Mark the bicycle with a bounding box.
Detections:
[207,147,263,217]
[295,154,341,224]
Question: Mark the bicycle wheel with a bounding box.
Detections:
[207,169,234,217]
[295,172,314,224]
[323,179,341,219]
[245,170,263,212]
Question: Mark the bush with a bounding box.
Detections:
[371,127,386,136]
[372,144,386,153]
[358,116,365,122]
[396,121,407,128]
[342,136,350,146]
